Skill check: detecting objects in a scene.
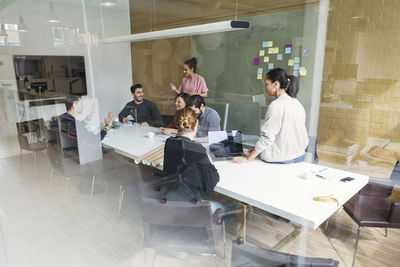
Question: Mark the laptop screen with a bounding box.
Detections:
[208,130,243,155]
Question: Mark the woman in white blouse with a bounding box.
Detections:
[232,68,309,164]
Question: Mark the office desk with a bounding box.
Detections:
[212,160,368,247]
[102,123,166,164]
[214,160,368,230]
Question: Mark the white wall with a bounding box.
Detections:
[0,0,132,119]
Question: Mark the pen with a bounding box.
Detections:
[316,167,328,173]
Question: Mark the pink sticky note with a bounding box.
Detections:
[253,57,260,65]
[285,44,292,48]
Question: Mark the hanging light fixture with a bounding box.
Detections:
[100,20,250,44]
[18,15,28,32]
[47,1,60,23]
[0,23,8,37]
[100,0,117,7]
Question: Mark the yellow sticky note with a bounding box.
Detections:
[288,59,294,66]
[259,50,265,56]
[273,47,279,54]
[267,41,273,47]
[263,56,269,62]
[267,48,273,54]
[299,67,307,76]
[257,73,263,80]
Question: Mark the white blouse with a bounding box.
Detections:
[255,93,309,162]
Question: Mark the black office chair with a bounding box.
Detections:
[343,181,400,267]
[231,241,339,267]
[156,139,200,204]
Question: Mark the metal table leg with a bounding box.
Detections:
[236,203,248,244]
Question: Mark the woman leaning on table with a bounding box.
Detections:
[232,68,309,164]
[159,92,189,135]
[169,57,208,98]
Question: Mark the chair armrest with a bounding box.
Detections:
[212,208,223,225]
[389,202,400,224]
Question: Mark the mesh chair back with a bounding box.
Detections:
[16,119,46,151]
[231,241,339,267]
[226,102,261,135]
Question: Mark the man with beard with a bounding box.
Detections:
[118,84,164,127]
[187,95,220,141]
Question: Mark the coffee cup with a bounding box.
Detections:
[147,132,155,138]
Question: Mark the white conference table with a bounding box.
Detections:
[102,125,369,240]
[213,160,368,230]
[102,123,166,164]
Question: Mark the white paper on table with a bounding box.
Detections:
[316,168,350,181]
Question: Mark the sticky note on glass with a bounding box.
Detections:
[294,64,300,71]
[259,50,265,56]
[294,57,300,64]
[257,68,263,74]
[303,50,310,56]
[293,70,299,77]
[273,47,279,54]
[288,59,294,66]
[299,67,307,76]
[277,54,283,61]
[285,44,292,54]
[253,57,260,65]
[268,63,274,69]
[267,48,274,54]
[262,41,268,48]
[257,73,263,80]
[267,41,273,47]
[263,56,269,62]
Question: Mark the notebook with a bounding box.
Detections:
[208,130,245,161]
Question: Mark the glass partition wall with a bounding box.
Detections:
[0,0,399,266]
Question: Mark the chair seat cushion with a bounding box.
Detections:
[344,194,392,227]
[29,142,47,151]
[146,225,218,254]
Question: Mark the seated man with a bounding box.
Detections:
[187,95,220,141]
[118,84,164,127]
[59,97,112,152]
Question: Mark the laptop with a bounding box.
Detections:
[208,130,246,161]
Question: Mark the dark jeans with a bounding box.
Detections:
[390,161,400,182]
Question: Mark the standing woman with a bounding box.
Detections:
[232,68,309,164]
[169,57,209,97]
